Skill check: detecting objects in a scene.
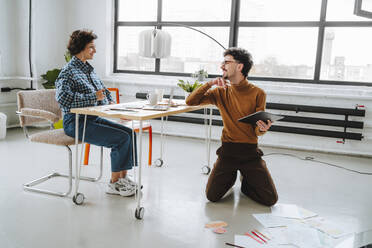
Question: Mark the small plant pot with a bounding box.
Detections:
[184,91,191,99]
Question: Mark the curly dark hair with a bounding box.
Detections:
[223,47,253,77]
[67,30,97,55]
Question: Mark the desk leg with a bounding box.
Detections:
[74,113,79,195]
[153,116,165,167]
[202,108,213,175]
[207,107,213,166]
[135,120,144,219]
[72,113,86,205]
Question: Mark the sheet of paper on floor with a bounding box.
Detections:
[253,213,296,228]
[266,227,291,245]
[304,217,356,238]
[271,203,317,219]
[285,223,323,248]
[267,226,341,247]
[234,235,278,248]
[271,203,301,219]
[298,206,318,219]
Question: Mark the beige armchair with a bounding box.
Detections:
[17,89,103,204]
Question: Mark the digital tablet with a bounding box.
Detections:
[238,111,284,125]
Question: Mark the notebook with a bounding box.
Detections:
[238,111,284,125]
[142,88,175,111]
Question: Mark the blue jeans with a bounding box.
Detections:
[63,113,137,172]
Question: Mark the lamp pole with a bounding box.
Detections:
[158,22,227,50]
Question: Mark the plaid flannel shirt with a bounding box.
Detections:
[55,56,113,114]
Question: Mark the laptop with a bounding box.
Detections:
[142,88,175,111]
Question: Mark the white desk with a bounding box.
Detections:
[70,100,212,219]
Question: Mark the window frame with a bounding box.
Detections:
[113,0,372,86]
[354,0,372,19]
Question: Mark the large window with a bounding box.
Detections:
[114,0,372,86]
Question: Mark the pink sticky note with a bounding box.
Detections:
[213,227,227,234]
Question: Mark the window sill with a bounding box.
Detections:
[103,73,372,100]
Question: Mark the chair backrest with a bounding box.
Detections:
[107,88,120,103]
[17,89,62,127]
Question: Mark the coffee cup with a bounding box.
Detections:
[146,92,158,106]
[155,89,164,102]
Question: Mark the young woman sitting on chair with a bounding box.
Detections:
[55,29,138,197]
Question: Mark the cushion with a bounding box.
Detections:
[29,129,81,146]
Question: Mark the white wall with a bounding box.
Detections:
[0,0,69,126]
[65,0,112,77]
[0,0,30,126]
[33,0,69,77]
[0,0,18,76]
[0,0,34,77]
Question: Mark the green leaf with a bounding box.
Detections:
[177,79,203,93]
[64,51,72,62]
[41,68,61,89]
[42,82,56,89]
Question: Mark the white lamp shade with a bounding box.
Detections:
[138,29,171,58]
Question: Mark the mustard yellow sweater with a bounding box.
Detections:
[186,79,266,144]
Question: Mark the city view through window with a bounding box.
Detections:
[115,0,372,85]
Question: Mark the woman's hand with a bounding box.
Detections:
[256,120,272,132]
[96,89,105,101]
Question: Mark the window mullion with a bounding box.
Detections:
[313,0,328,82]
[113,0,119,73]
[155,0,163,72]
[229,0,240,47]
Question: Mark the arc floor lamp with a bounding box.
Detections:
[138,23,227,59]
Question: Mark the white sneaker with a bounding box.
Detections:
[106,181,135,197]
[119,176,143,189]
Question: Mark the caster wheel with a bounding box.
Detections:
[202,165,211,175]
[154,158,164,167]
[135,207,145,220]
[72,193,85,205]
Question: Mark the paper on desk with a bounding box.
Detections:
[304,217,355,238]
[253,213,296,228]
[271,203,317,219]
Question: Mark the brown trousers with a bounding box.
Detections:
[206,142,278,206]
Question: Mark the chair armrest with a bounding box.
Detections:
[19,108,60,123]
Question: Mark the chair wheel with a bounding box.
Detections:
[202,166,211,175]
[154,158,163,167]
[72,193,85,205]
[135,207,145,219]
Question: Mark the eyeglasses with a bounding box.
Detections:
[221,60,238,66]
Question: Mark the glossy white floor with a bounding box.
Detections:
[1,127,372,248]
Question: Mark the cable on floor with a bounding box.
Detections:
[263,152,372,175]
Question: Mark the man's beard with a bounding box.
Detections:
[222,71,229,80]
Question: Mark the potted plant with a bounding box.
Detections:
[41,51,72,89]
[177,69,207,99]
[192,69,208,82]
[177,79,203,99]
